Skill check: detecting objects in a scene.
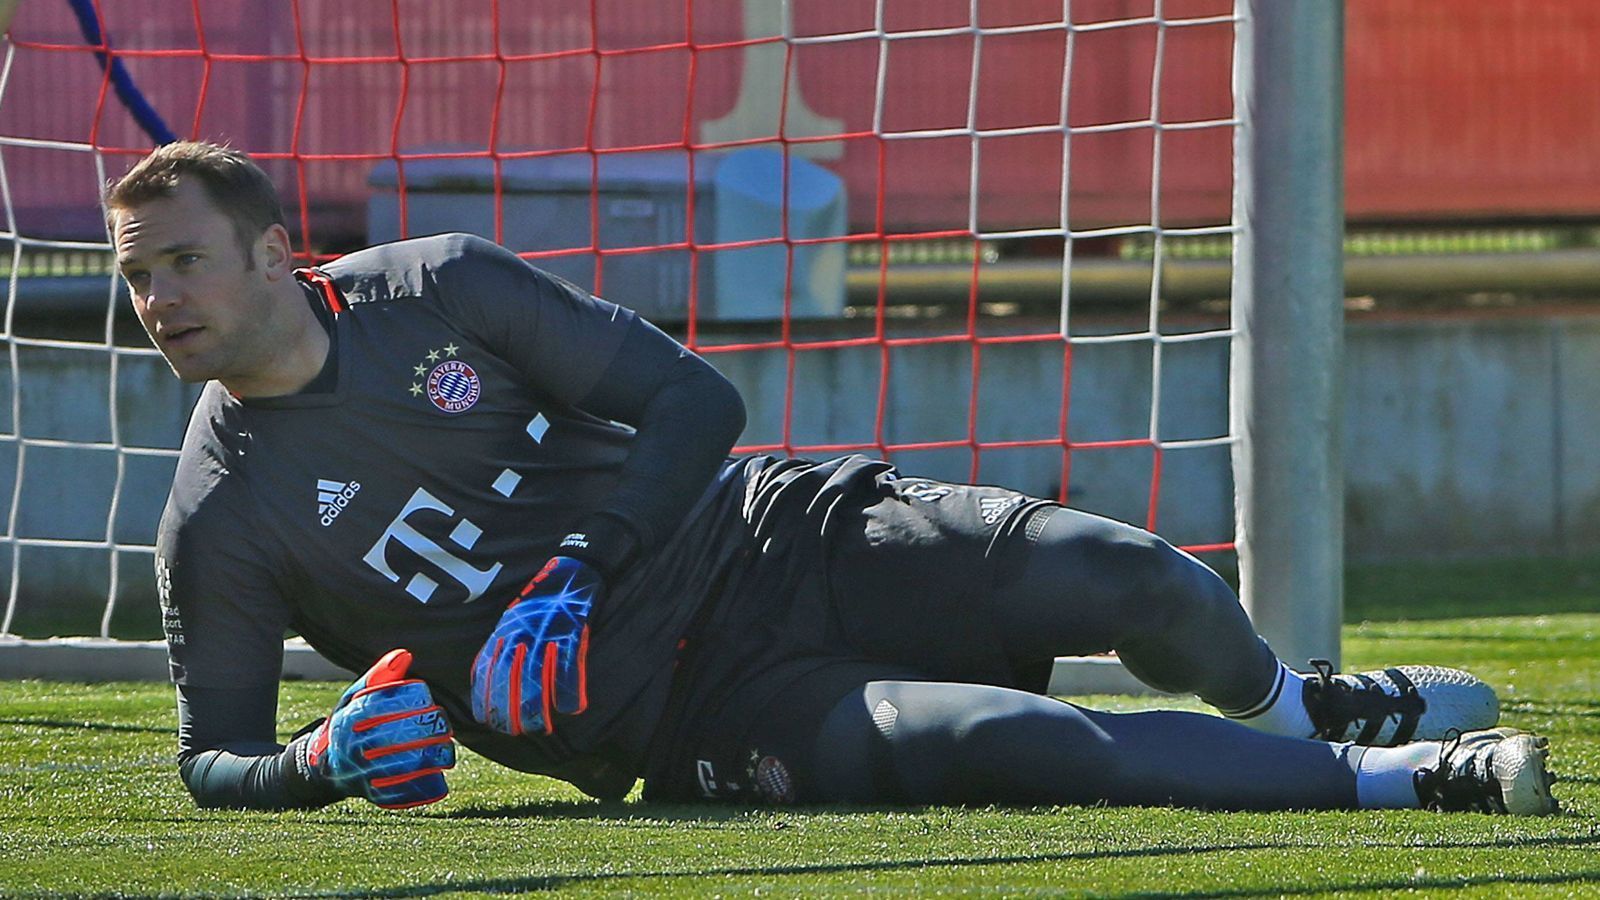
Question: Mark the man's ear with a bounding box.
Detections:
[259,223,294,281]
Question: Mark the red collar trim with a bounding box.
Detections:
[294,267,346,314]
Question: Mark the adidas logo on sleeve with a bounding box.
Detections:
[318,479,362,527]
[978,495,1023,525]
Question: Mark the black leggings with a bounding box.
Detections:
[810,680,1358,810]
[999,507,1280,710]
[833,505,1283,712]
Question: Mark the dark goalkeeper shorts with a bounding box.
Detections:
[642,472,1058,803]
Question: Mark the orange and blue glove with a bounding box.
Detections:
[297,648,456,809]
[470,555,599,736]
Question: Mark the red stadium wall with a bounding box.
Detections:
[5,0,1598,243]
[1344,0,1600,222]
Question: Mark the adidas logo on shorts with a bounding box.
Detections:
[979,495,1022,525]
[318,478,362,527]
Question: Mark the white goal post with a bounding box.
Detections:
[1228,0,1344,672]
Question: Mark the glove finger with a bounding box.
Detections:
[476,639,525,733]
[366,737,456,776]
[429,737,457,771]
[470,637,500,726]
[515,640,547,736]
[486,645,514,734]
[339,649,415,710]
[360,648,415,689]
[485,641,532,735]
[359,742,454,806]
[550,626,590,717]
[369,769,450,809]
[358,708,453,756]
[539,642,559,735]
[346,680,439,726]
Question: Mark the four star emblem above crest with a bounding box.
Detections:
[411,344,473,401]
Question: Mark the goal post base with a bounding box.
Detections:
[0,636,353,682]
[1047,656,1178,697]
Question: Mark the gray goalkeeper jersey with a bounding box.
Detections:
[157,233,751,797]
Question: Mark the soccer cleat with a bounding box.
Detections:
[1413,728,1559,815]
[1303,658,1499,746]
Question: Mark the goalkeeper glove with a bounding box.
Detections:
[297,648,456,809]
[471,554,599,736]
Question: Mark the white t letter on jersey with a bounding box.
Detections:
[363,487,504,603]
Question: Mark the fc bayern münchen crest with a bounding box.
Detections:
[425,359,481,413]
[747,751,795,804]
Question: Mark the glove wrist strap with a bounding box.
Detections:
[283,730,349,804]
[559,512,641,578]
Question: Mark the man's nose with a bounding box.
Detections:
[145,272,182,310]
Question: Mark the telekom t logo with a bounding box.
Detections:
[362,487,503,604]
[361,413,548,604]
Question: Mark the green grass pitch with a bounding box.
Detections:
[2,558,1598,897]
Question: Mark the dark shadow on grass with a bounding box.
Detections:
[442,798,931,824]
[121,830,1591,898]
[0,715,168,734]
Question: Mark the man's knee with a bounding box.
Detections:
[1030,510,1237,632]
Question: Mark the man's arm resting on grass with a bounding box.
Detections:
[177,651,455,810]
[176,684,342,810]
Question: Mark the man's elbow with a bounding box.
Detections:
[174,743,326,811]
[709,371,747,447]
[176,749,224,808]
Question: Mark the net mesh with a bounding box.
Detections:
[0,0,1240,640]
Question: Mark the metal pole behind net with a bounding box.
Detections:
[1231,0,1346,668]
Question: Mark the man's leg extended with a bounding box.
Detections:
[645,664,1554,814]
[812,680,1356,810]
[647,659,1358,810]
[808,680,1557,814]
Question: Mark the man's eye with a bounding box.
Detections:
[175,253,200,267]
[124,271,150,286]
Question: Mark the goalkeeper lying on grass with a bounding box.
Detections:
[115,142,1559,816]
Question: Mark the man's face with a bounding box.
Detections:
[113,179,280,385]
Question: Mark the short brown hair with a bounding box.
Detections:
[105,141,286,257]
